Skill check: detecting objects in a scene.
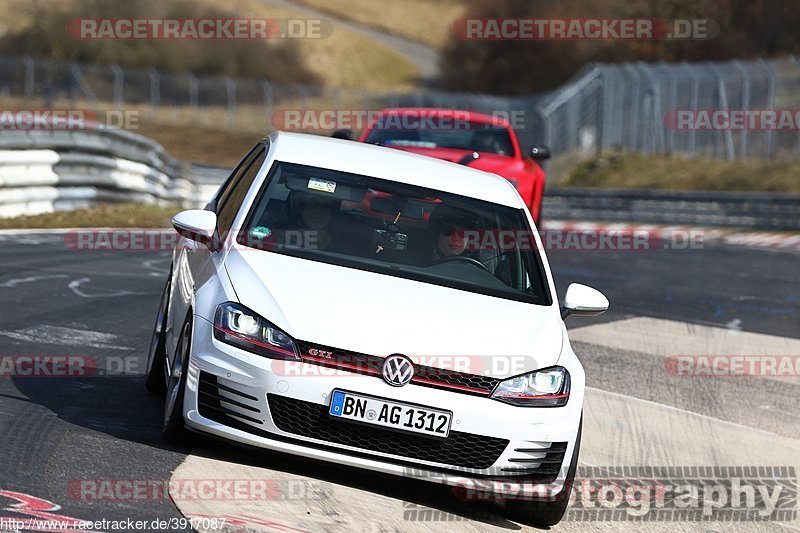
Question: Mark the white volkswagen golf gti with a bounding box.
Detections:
[146,132,608,526]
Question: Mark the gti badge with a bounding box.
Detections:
[308,348,333,359]
[381,354,414,386]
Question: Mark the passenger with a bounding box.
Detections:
[295,192,336,231]
[285,191,339,250]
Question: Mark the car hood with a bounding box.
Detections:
[224,248,562,378]
[387,146,523,177]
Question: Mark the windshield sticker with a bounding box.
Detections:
[249,226,272,239]
[308,178,337,194]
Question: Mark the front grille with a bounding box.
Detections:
[267,394,508,470]
[414,366,499,394]
[295,340,501,396]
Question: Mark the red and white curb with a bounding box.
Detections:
[721,232,800,251]
[0,224,799,252]
[541,220,800,252]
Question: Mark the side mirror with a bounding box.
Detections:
[172,210,218,250]
[529,145,551,160]
[561,283,609,319]
[332,129,354,140]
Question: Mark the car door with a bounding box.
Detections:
[166,144,267,361]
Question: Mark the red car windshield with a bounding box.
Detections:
[365,123,515,156]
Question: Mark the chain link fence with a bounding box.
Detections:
[2,55,800,162]
[0,56,363,130]
[540,57,800,160]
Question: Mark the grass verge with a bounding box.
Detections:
[563,153,800,193]
[134,121,262,167]
[0,204,180,229]
[294,0,468,48]
[0,0,420,92]
[195,0,420,90]
[0,95,359,168]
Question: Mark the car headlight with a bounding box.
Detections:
[213,302,299,360]
[490,366,569,407]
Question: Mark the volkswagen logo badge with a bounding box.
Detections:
[381,354,414,387]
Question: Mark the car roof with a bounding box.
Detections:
[375,108,511,128]
[267,131,523,208]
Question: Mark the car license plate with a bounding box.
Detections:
[328,389,452,438]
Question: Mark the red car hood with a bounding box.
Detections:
[388,145,523,177]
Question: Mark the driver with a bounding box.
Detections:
[429,205,477,263]
[285,190,339,250]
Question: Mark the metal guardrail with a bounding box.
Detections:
[0,129,214,217]
[1,130,798,230]
[543,188,800,231]
[188,164,231,207]
[149,164,800,231]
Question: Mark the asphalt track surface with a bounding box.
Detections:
[0,231,797,531]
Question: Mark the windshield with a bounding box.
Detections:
[365,122,515,156]
[238,161,551,305]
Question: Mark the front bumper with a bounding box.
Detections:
[184,316,584,500]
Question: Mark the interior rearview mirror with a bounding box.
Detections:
[172,209,218,251]
[561,283,609,319]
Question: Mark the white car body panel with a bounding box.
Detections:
[225,248,563,376]
[163,132,589,499]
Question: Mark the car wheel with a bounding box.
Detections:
[145,275,170,394]
[506,416,582,527]
[162,316,192,443]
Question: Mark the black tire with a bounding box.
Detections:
[145,275,170,394]
[162,317,192,444]
[506,416,582,527]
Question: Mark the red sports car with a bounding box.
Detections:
[334,108,550,223]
